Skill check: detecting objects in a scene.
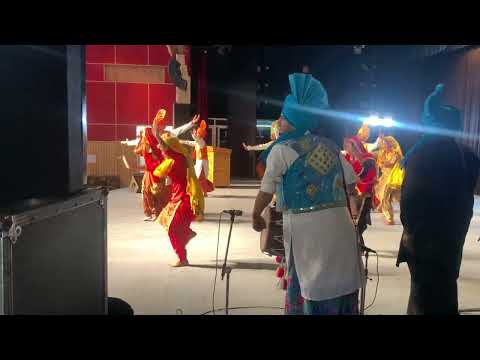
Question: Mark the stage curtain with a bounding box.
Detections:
[444,47,480,156]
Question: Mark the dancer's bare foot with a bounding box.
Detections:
[169,259,189,268]
[385,220,395,225]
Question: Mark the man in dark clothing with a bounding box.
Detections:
[396,84,480,315]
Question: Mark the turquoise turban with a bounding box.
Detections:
[260,73,330,164]
[401,84,462,168]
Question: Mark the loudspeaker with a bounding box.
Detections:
[0,45,86,206]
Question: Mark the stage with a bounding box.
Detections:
[107,180,480,315]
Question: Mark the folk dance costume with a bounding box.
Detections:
[256,73,363,315]
[180,120,215,196]
[243,121,279,152]
[153,133,205,267]
[375,136,404,225]
[134,128,169,221]
[344,136,377,239]
[397,84,480,314]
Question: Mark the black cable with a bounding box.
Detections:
[212,212,223,316]
[365,251,380,312]
[201,306,284,316]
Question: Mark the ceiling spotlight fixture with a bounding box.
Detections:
[353,45,366,55]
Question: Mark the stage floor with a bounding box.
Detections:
[107,181,480,315]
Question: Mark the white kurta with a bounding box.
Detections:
[182,138,209,178]
[169,122,195,137]
[261,143,364,302]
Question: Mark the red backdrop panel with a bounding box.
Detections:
[116,125,138,141]
[86,64,104,81]
[86,45,115,64]
[149,84,176,126]
[115,45,148,65]
[86,82,116,125]
[88,124,115,141]
[116,83,149,125]
[148,45,170,66]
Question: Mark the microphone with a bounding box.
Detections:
[222,210,243,216]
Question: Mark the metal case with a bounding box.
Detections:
[0,188,108,315]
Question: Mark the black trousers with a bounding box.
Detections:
[406,260,459,315]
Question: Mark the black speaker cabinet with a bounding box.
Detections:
[0,188,108,315]
[0,45,86,206]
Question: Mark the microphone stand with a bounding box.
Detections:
[221,212,237,315]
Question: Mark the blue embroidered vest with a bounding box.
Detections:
[278,134,348,214]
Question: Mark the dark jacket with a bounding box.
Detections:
[396,137,480,278]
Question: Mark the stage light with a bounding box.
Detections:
[362,114,395,128]
[382,116,394,128]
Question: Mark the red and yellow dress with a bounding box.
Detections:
[135,128,169,218]
[153,134,205,263]
[181,120,215,195]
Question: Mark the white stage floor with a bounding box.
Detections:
[107,181,480,315]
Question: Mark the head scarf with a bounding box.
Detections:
[400,84,462,168]
[377,136,403,167]
[143,127,164,160]
[357,122,371,142]
[152,108,167,133]
[345,135,375,162]
[260,73,329,163]
[194,120,208,139]
[160,133,205,220]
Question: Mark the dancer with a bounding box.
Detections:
[375,134,404,225]
[242,120,279,152]
[153,133,205,267]
[252,73,363,315]
[397,84,480,315]
[152,108,201,140]
[357,122,380,153]
[179,120,215,196]
[343,136,377,242]
[134,128,168,221]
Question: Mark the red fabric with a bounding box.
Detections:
[168,199,194,262]
[163,149,195,262]
[164,149,189,204]
[345,136,377,195]
[184,46,192,75]
[198,169,214,194]
[143,128,163,181]
[142,172,168,217]
[144,128,164,161]
[356,163,376,195]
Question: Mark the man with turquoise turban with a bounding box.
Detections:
[396,84,480,315]
[252,73,363,315]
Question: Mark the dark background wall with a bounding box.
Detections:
[198,45,480,179]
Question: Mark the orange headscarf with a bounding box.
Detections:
[194,120,208,139]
